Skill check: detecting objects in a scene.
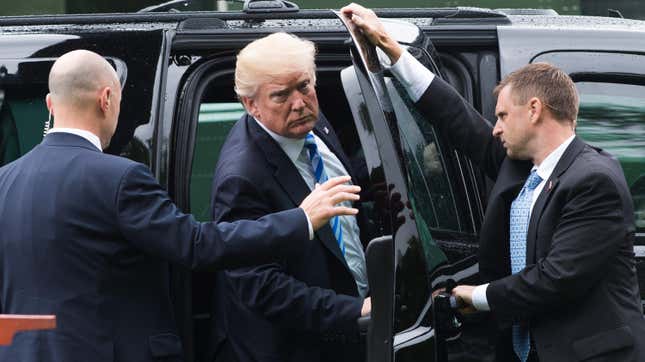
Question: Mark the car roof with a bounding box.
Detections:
[1,8,644,34]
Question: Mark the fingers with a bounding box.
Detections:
[341,3,369,18]
[328,183,361,195]
[340,3,360,16]
[341,3,371,32]
[361,297,372,317]
[350,13,366,28]
[317,175,352,191]
[328,206,359,216]
[451,285,475,306]
[330,192,360,205]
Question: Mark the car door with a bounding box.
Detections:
[337,14,495,362]
[0,28,170,168]
[498,25,645,312]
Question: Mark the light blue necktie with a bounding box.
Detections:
[304,133,345,255]
[509,169,543,362]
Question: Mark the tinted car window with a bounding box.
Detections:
[190,102,245,222]
[383,75,486,271]
[0,89,48,167]
[575,81,645,232]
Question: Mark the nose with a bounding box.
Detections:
[492,119,502,137]
[291,92,305,112]
[291,94,306,113]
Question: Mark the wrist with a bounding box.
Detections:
[380,36,403,64]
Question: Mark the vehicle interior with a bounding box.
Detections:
[173,26,495,359]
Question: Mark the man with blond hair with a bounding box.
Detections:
[0,49,360,362]
[209,32,369,362]
[342,3,645,361]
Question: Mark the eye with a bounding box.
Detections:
[270,91,289,103]
[298,80,311,94]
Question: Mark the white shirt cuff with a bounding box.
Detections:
[305,213,314,240]
[388,51,435,103]
[471,283,490,311]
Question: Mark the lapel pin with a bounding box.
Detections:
[323,126,329,135]
[547,180,553,191]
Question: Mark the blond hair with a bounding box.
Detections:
[494,62,579,122]
[234,32,317,98]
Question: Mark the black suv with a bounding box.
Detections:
[0,3,643,361]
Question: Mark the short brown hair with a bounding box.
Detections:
[493,62,579,122]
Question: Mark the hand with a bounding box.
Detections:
[340,3,404,63]
[452,285,478,314]
[361,297,371,317]
[299,175,360,230]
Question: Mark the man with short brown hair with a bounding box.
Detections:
[342,3,645,361]
[493,62,579,123]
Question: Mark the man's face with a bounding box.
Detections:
[493,85,532,160]
[243,71,319,139]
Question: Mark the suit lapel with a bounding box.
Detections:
[313,113,356,180]
[492,159,532,204]
[526,137,586,262]
[247,116,309,207]
[246,115,350,268]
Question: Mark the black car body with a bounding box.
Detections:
[0,4,643,361]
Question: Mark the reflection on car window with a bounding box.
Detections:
[190,102,245,222]
[575,82,645,232]
[384,76,480,271]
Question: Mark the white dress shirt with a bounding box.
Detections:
[389,51,435,103]
[387,51,576,311]
[471,135,576,310]
[47,128,103,152]
[254,118,369,298]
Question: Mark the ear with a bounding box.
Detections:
[528,97,543,124]
[45,93,54,114]
[99,87,112,113]
[240,96,259,119]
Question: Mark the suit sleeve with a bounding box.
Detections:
[213,174,363,334]
[115,163,309,270]
[415,76,507,180]
[486,170,628,321]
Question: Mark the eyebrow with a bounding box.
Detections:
[270,88,290,98]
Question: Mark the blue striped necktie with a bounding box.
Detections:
[509,169,543,362]
[303,133,344,255]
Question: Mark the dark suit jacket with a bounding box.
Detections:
[210,114,364,362]
[0,132,308,362]
[417,77,645,361]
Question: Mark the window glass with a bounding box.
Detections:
[575,82,645,232]
[0,88,48,167]
[0,58,128,166]
[383,76,480,271]
[190,102,245,222]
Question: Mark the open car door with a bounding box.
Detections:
[335,11,496,362]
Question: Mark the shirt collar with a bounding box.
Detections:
[48,128,103,152]
[534,134,575,181]
[253,117,305,164]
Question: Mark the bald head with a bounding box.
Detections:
[48,50,119,109]
[46,50,122,150]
